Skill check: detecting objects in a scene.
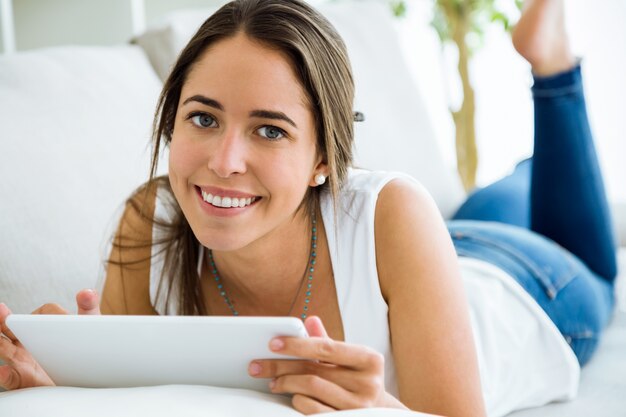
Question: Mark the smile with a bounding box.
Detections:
[200,190,258,208]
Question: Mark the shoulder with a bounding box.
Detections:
[117,176,174,237]
[373,175,456,298]
[124,177,167,220]
[376,175,438,218]
[329,169,421,218]
[328,169,441,251]
[374,174,444,245]
[338,169,414,196]
[334,169,456,296]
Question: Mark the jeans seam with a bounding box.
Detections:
[452,233,575,298]
[563,330,596,346]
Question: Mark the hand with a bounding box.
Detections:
[248,316,407,414]
[0,289,101,390]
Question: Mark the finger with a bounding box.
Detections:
[270,336,385,372]
[0,364,21,390]
[0,334,18,365]
[76,289,101,315]
[250,359,363,392]
[0,303,18,342]
[304,316,329,338]
[31,303,68,315]
[271,374,360,410]
[291,393,336,415]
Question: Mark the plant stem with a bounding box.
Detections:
[453,11,478,191]
[438,0,479,192]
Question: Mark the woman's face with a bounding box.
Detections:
[168,33,324,251]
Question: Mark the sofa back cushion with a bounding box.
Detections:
[0,46,163,313]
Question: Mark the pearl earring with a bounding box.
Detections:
[314,174,326,185]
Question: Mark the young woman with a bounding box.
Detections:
[0,0,617,416]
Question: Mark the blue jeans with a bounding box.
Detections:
[449,64,617,366]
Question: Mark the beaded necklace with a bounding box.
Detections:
[207,213,317,320]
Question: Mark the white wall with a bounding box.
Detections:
[0,0,13,53]
[0,16,4,54]
[455,1,625,204]
[0,0,224,51]
[144,0,224,27]
[399,0,625,211]
[12,0,135,50]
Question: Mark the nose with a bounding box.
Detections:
[207,129,247,178]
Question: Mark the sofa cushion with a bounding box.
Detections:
[0,46,163,314]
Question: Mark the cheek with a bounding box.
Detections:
[167,136,203,201]
[169,136,201,178]
[265,144,317,198]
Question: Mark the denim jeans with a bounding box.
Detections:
[449,64,617,366]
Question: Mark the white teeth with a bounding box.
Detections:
[201,190,257,208]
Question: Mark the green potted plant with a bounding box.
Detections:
[392,0,522,191]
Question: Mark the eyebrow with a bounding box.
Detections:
[182,94,297,128]
[182,95,224,111]
[249,110,297,128]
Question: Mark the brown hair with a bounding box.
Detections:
[115,0,355,315]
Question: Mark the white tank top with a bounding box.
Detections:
[150,169,579,416]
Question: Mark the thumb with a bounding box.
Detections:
[304,316,329,338]
[76,289,101,315]
[0,303,18,342]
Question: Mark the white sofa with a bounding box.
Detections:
[0,1,624,416]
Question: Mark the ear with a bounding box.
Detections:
[309,159,329,187]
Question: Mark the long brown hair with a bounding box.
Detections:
[115,0,355,315]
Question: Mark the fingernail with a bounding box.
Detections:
[269,379,276,389]
[249,362,262,376]
[269,338,284,351]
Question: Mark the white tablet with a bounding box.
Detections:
[5,314,308,392]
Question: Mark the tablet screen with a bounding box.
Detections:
[6,315,308,392]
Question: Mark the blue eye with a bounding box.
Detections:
[190,113,217,128]
[257,126,285,140]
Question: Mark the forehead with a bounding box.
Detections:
[182,33,310,111]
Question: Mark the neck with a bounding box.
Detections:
[207,209,315,313]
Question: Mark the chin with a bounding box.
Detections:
[193,228,253,252]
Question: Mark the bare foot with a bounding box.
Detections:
[512,0,576,76]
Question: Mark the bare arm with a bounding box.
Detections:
[375,178,486,417]
[100,186,158,316]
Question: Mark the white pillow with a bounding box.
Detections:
[132,8,219,81]
[0,385,434,417]
[0,46,163,314]
[132,1,465,218]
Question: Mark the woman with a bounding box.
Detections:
[0,0,617,416]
